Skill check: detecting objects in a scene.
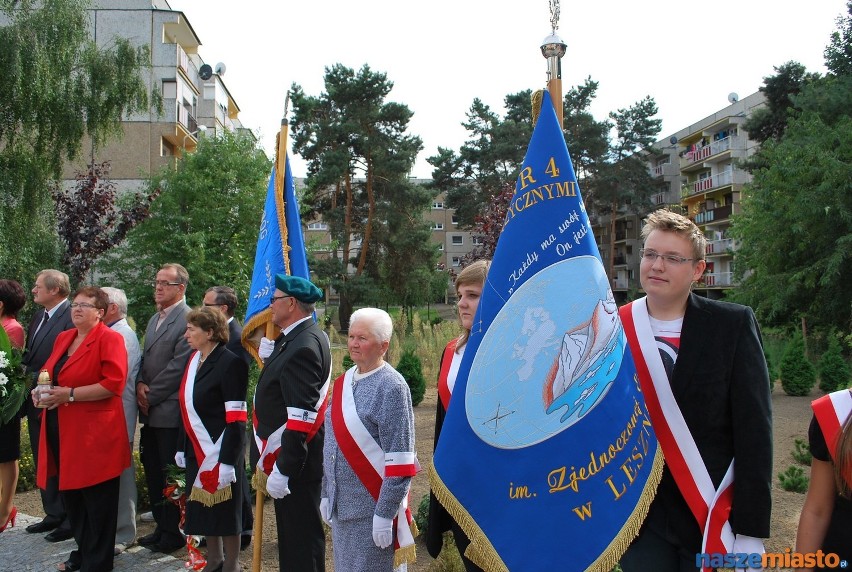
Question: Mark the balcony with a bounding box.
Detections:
[613,278,629,290]
[681,134,745,171]
[693,204,733,225]
[682,169,735,197]
[161,98,200,152]
[706,237,734,256]
[701,272,734,287]
[613,255,627,266]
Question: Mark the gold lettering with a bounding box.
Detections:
[605,475,626,500]
[518,167,536,190]
[572,502,593,520]
[545,157,560,178]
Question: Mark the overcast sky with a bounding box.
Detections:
[168,0,847,178]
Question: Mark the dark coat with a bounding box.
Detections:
[254,319,331,482]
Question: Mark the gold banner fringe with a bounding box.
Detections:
[188,484,233,507]
[251,469,269,496]
[393,543,417,568]
[531,89,545,126]
[429,444,665,572]
[428,464,509,572]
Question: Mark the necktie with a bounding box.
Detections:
[34,311,49,338]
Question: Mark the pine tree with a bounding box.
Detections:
[780,332,817,396]
[396,349,425,407]
[818,335,851,392]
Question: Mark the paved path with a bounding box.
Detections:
[0,511,188,571]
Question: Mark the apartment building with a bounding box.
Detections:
[62,0,250,192]
[596,90,766,302]
[425,191,476,272]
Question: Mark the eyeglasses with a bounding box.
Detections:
[203,303,222,307]
[70,302,98,309]
[153,280,182,288]
[269,295,293,304]
[639,249,695,265]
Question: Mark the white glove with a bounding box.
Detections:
[266,465,291,499]
[174,451,186,469]
[319,498,332,525]
[217,463,236,489]
[258,337,275,360]
[372,514,393,549]
[732,534,765,571]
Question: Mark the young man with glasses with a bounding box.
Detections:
[619,209,772,571]
[136,263,193,554]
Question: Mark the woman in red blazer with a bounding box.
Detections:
[34,286,128,572]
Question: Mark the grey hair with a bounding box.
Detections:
[101,286,128,318]
[349,307,393,343]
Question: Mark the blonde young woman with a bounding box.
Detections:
[426,260,489,572]
[795,388,851,571]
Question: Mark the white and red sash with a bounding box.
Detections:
[331,367,419,566]
[179,351,246,506]
[252,371,330,487]
[437,340,458,411]
[812,389,852,489]
[621,298,735,564]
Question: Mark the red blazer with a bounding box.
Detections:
[37,321,129,490]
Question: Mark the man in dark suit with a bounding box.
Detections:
[254,275,330,572]
[202,285,253,549]
[136,263,193,554]
[620,210,772,571]
[21,269,74,541]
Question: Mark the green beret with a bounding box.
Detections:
[274,274,323,303]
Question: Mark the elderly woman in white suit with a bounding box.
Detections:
[321,308,418,572]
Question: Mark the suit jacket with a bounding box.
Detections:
[652,293,772,546]
[178,345,249,467]
[22,300,74,376]
[111,318,142,442]
[37,321,130,490]
[254,319,330,482]
[226,318,252,366]
[138,302,192,428]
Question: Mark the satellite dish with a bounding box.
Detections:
[199,64,213,80]
[214,62,227,76]
[727,92,739,104]
[669,136,678,145]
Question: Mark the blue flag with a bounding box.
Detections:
[242,148,310,362]
[430,91,662,571]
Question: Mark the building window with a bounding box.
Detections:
[472,236,483,246]
[451,235,463,245]
[432,223,444,230]
[437,244,444,251]
[432,201,445,209]
[451,214,459,225]
[307,222,329,231]
[451,256,461,267]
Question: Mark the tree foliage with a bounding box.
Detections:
[396,348,426,407]
[731,8,852,333]
[54,162,159,285]
[99,132,270,322]
[0,0,155,281]
[290,64,427,327]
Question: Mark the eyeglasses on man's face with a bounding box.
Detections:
[152,280,182,288]
[639,249,695,265]
[269,295,293,305]
[70,302,98,309]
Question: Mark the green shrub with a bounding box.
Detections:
[778,465,809,493]
[780,332,816,396]
[134,449,149,510]
[396,348,426,406]
[791,438,812,466]
[818,335,851,393]
[414,493,430,532]
[342,353,354,370]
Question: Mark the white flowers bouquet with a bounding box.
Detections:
[0,327,27,425]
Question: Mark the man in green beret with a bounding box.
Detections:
[253,274,331,571]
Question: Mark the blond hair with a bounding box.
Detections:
[455,260,490,350]
[641,209,706,261]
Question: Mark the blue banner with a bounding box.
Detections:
[430,91,662,571]
[242,151,310,360]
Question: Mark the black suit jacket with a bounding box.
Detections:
[178,345,249,467]
[653,293,772,547]
[22,300,74,376]
[226,319,252,366]
[254,319,331,482]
